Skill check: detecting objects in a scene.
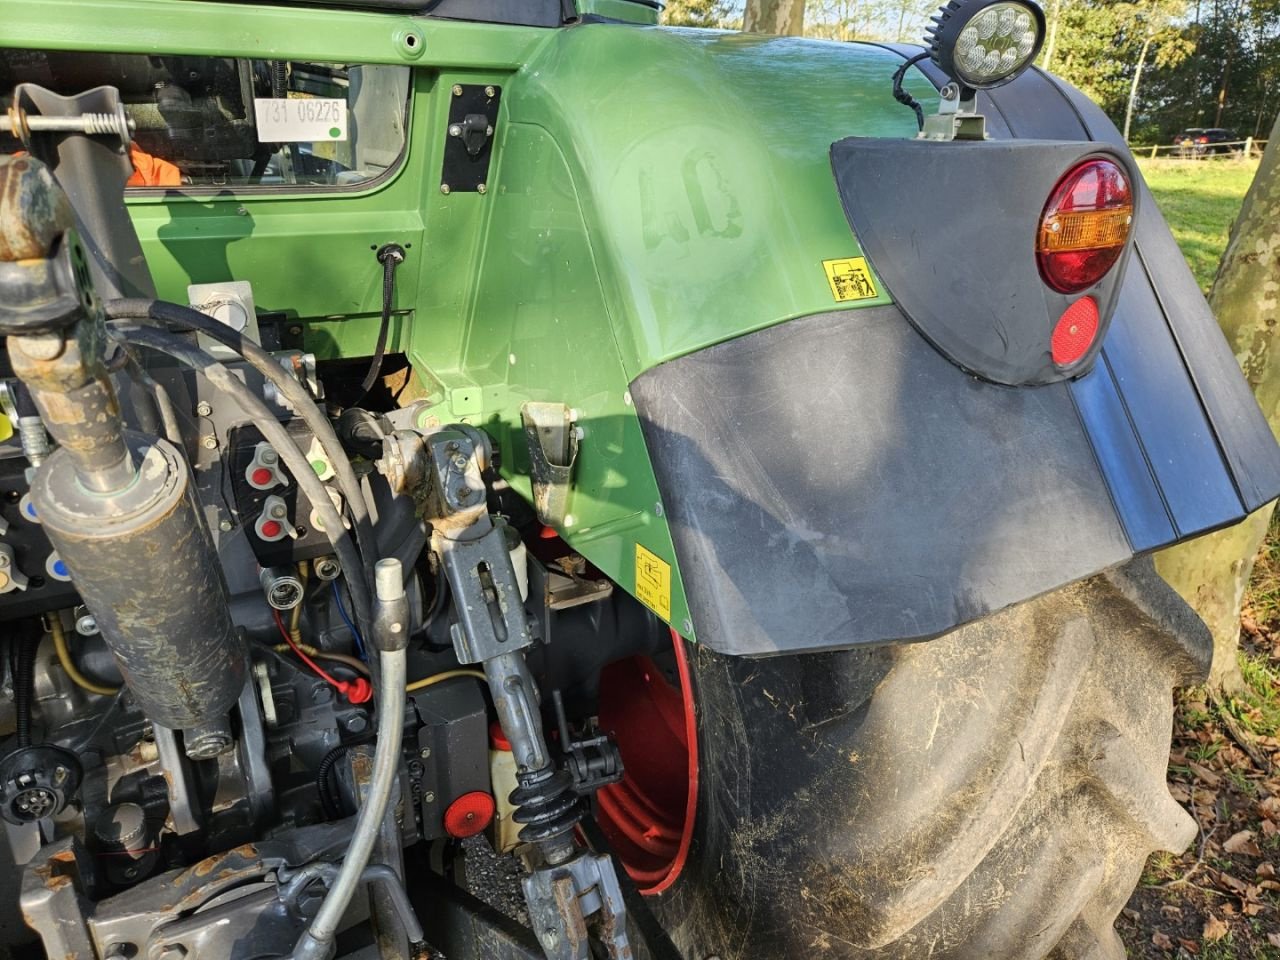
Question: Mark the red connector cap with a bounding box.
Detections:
[338,677,373,704]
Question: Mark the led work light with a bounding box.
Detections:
[926,0,1046,90]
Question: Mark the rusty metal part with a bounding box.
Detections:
[0,154,73,261]
[1,152,134,490]
[9,328,135,492]
[0,154,88,338]
[32,434,246,732]
[21,828,353,960]
[520,852,632,960]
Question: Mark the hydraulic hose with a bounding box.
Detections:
[117,327,374,637]
[104,299,379,601]
[49,614,118,697]
[13,629,36,750]
[290,649,405,959]
[279,862,424,947]
[357,245,405,401]
[291,558,409,960]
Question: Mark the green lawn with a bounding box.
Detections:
[1135,157,1258,293]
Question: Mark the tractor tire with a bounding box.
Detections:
[643,558,1211,960]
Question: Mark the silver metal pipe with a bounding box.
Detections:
[0,112,134,137]
[290,648,405,959]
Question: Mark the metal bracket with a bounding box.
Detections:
[440,84,500,194]
[919,83,987,141]
[442,525,534,663]
[521,402,579,529]
[521,852,632,960]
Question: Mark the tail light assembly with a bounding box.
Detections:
[1036,156,1133,368]
[832,136,1140,385]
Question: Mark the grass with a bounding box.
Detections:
[1135,157,1259,293]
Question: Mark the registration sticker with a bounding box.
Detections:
[253,98,348,142]
[823,256,878,302]
[635,543,671,621]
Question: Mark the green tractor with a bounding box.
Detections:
[0,2,1275,958]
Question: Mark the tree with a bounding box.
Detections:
[1121,0,1195,142]
[1154,112,1280,691]
[743,0,806,33]
[662,0,740,25]
[1049,0,1194,130]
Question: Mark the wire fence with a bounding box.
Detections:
[1132,138,1269,160]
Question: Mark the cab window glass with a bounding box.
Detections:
[0,52,410,190]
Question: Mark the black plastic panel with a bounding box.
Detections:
[440,85,501,194]
[634,52,1280,656]
[987,72,1280,518]
[831,136,1136,385]
[631,306,1132,656]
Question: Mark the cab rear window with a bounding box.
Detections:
[0,52,409,191]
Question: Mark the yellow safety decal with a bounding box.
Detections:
[634,543,671,622]
[823,257,878,302]
[0,413,11,444]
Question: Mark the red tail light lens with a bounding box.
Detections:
[1036,158,1133,294]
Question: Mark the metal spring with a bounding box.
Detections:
[1,108,133,141]
[76,112,131,136]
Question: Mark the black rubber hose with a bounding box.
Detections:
[315,732,375,820]
[116,327,375,640]
[14,629,37,750]
[357,245,405,402]
[892,51,930,131]
[104,299,379,603]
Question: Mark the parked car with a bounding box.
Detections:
[1178,127,1241,156]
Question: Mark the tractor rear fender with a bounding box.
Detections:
[629,57,1280,656]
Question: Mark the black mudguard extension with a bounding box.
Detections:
[630,67,1280,657]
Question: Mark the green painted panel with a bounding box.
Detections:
[464,121,692,634]
[4,0,550,68]
[503,25,938,376]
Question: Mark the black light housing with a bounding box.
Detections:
[925,0,1046,90]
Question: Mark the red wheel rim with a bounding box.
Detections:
[596,629,698,895]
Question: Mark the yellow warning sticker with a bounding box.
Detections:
[634,543,671,622]
[823,256,879,302]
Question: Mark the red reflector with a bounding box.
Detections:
[1051,297,1099,366]
[251,467,273,486]
[443,791,495,838]
[1037,158,1133,294]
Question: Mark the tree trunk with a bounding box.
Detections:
[1042,0,1062,72]
[1214,47,1233,127]
[1123,33,1153,143]
[1155,112,1280,691]
[742,0,805,34]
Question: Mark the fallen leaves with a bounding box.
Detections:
[1222,829,1261,855]
[1119,604,1280,958]
[1202,915,1229,942]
